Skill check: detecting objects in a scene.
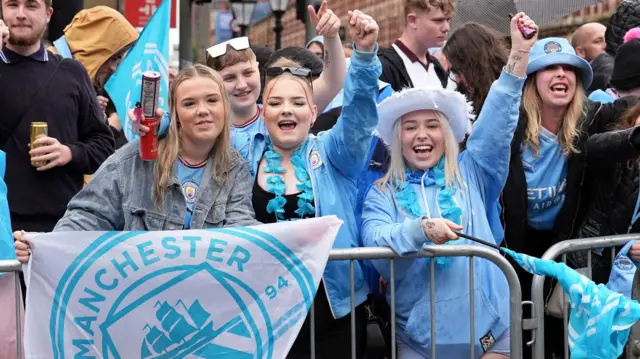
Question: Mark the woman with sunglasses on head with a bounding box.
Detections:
[12,65,258,257]
[360,14,537,359]
[228,10,380,358]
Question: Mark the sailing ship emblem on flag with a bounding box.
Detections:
[138,295,255,358]
[25,218,341,358]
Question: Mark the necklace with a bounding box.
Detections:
[178,155,208,168]
[262,139,315,221]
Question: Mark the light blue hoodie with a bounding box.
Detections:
[232,46,382,318]
[306,35,324,49]
[360,70,525,357]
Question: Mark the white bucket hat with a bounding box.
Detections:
[375,87,474,146]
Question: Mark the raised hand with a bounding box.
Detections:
[510,12,538,52]
[347,10,378,53]
[308,1,341,38]
[505,13,538,77]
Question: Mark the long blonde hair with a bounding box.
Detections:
[153,64,233,207]
[522,73,586,155]
[376,111,463,191]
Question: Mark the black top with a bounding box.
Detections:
[0,44,115,231]
[252,179,316,223]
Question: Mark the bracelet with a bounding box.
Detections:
[324,34,337,39]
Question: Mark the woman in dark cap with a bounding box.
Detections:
[265,46,325,80]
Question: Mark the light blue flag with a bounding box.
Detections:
[0,151,15,262]
[105,0,171,142]
[503,248,640,359]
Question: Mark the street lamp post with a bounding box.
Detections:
[269,0,288,50]
[230,0,257,37]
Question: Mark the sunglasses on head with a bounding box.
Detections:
[266,66,313,79]
[206,37,251,59]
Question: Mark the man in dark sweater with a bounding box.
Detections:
[0,0,114,233]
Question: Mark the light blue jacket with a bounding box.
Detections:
[232,46,382,318]
[361,71,525,358]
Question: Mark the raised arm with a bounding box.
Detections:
[464,13,536,203]
[308,1,347,113]
[323,10,381,179]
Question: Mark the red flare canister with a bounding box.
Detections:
[140,71,161,160]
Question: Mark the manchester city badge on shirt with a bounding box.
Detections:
[480,331,496,352]
[182,181,198,203]
[310,150,323,169]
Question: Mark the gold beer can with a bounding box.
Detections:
[30,122,48,167]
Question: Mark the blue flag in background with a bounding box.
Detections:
[0,151,15,262]
[503,248,640,359]
[105,0,171,142]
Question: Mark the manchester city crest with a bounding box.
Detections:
[50,228,319,358]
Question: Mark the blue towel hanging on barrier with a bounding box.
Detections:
[503,248,640,359]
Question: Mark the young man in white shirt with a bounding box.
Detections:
[379,0,455,90]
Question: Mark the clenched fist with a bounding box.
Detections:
[347,10,378,53]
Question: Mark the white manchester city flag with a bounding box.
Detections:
[22,217,342,358]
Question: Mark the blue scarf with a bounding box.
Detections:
[394,157,462,267]
[263,139,315,221]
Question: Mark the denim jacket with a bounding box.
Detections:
[54,142,259,231]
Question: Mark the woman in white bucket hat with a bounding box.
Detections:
[360,13,538,359]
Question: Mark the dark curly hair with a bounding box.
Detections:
[443,23,509,115]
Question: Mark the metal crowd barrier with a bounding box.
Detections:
[530,234,640,359]
[0,245,523,359]
[327,245,523,359]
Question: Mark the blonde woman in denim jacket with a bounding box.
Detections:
[14,65,259,262]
